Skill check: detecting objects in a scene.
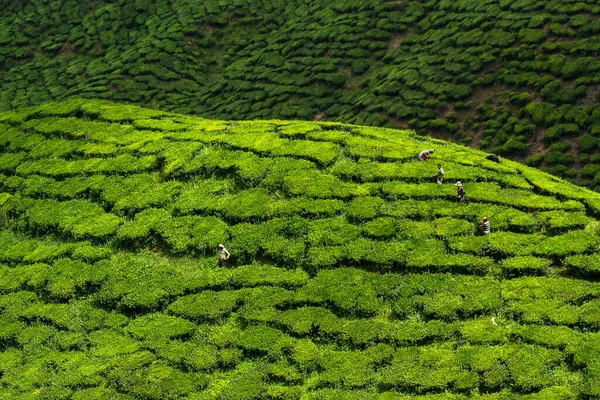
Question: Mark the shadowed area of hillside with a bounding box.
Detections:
[2,100,600,398]
[1,1,600,188]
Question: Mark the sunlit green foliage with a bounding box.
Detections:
[0,101,599,398]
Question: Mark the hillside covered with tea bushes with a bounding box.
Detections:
[2,99,600,398]
[2,1,600,188]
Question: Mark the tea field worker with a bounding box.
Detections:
[485,154,500,163]
[437,163,444,184]
[479,217,491,236]
[217,244,230,267]
[418,149,434,161]
[455,181,466,202]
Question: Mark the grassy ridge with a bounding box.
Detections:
[2,1,600,187]
[1,100,600,398]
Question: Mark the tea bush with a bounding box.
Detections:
[564,254,600,276]
[500,256,552,276]
[24,199,122,239]
[168,290,243,321]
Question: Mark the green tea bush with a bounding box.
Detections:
[535,230,599,256]
[289,197,345,217]
[509,212,538,232]
[307,218,361,246]
[345,134,419,161]
[22,242,74,263]
[71,213,123,239]
[543,124,580,144]
[284,169,372,199]
[155,215,229,254]
[231,265,309,288]
[16,154,158,177]
[564,254,600,276]
[160,141,204,176]
[447,235,489,255]
[460,318,511,344]
[297,268,382,316]
[279,306,338,335]
[515,324,580,349]
[94,252,194,310]
[271,139,339,166]
[505,345,563,392]
[0,152,27,173]
[113,361,203,399]
[43,258,106,299]
[363,217,396,239]
[235,325,294,356]
[172,178,234,214]
[228,223,265,263]
[579,299,600,329]
[21,174,104,199]
[417,276,502,319]
[347,196,385,220]
[181,344,219,371]
[382,182,456,200]
[117,208,171,242]
[378,345,468,392]
[169,290,243,321]
[0,263,47,292]
[0,230,41,262]
[306,245,345,268]
[487,232,544,256]
[72,387,134,400]
[433,217,473,237]
[468,183,571,210]
[113,180,181,214]
[394,219,436,240]
[315,345,390,389]
[0,129,45,152]
[238,287,296,323]
[500,256,552,276]
[126,313,196,340]
[537,211,592,232]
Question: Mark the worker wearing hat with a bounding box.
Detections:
[456,181,466,202]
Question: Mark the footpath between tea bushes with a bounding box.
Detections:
[1,100,600,399]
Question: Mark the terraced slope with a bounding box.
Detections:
[2,1,600,187]
[2,100,600,398]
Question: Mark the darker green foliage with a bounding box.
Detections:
[0,0,599,185]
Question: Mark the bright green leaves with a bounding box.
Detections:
[168,290,243,321]
[25,199,122,239]
[126,313,196,340]
[2,101,600,399]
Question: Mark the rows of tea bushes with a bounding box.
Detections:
[2,100,600,398]
[2,0,600,187]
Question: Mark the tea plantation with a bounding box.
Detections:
[2,99,600,399]
[2,1,600,187]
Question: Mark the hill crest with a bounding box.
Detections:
[2,1,600,187]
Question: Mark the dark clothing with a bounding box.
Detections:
[485,154,499,163]
[218,246,230,267]
[457,186,466,202]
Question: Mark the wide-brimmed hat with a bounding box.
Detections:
[455,181,462,186]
